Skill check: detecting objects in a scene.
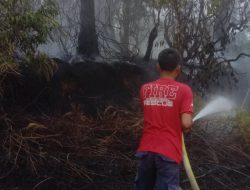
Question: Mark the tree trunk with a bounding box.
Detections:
[120,0,131,58]
[78,0,99,56]
[144,24,158,62]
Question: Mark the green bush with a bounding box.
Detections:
[233,109,250,144]
[0,0,58,61]
[0,0,58,97]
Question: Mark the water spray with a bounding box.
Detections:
[182,97,234,190]
[241,88,250,108]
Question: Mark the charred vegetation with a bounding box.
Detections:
[1,58,147,116]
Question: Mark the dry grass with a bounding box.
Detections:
[0,108,249,190]
[0,107,143,189]
[182,119,250,190]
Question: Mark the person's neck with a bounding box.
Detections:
[160,71,176,80]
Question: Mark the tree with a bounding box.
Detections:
[77,0,99,57]
[96,0,154,60]
[158,0,250,94]
[0,0,58,64]
[53,0,80,59]
[144,6,161,62]
[0,0,58,100]
[54,0,156,60]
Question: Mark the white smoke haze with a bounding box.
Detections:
[37,0,250,108]
[39,0,167,60]
[224,28,250,108]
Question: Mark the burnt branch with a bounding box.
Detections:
[218,53,250,64]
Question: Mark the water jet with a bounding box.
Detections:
[183,96,234,190]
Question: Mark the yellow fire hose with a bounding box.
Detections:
[182,134,200,190]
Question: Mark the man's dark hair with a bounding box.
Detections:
[158,48,182,71]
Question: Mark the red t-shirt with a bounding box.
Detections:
[137,78,193,164]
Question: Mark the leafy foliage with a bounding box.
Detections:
[0,0,58,63]
[0,0,58,99]
[233,109,250,144]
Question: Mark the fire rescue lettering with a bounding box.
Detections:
[143,84,179,107]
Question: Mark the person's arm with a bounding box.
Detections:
[180,86,194,133]
[181,113,193,133]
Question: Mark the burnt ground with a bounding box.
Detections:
[0,59,249,190]
[0,109,249,190]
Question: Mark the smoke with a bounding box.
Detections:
[232,57,250,108]
[225,30,250,108]
[36,0,250,107]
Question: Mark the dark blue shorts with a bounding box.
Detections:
[134,152,182,190]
